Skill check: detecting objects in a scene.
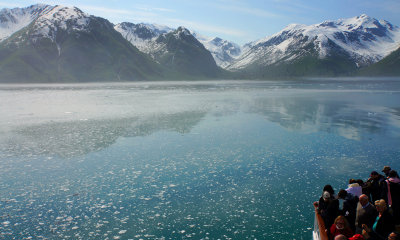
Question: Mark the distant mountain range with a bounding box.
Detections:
[0,4,399,82]
[228,14,400,78]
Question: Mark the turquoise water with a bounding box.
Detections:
[0,79,400,239]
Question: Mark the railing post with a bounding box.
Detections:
[313,202,329,240]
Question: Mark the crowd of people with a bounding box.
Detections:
[314,166,400,240]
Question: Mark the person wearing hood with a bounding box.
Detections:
[382,170,400,225]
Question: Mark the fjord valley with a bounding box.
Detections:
[0,4,400,82]
[1,3,400,240]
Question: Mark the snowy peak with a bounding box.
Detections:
[338,14,385,31]
[115,21,242,68]
[115,22,172,40]
[193,32,241,68]
[173,26,193,39]
[156,26,204,50]
[155,26,202,47]
[0,4,93,43]
[40,5,89,24]
[114,22,172,53]
[229,15,400,70]
[30,5,91,41]
[0,4,50,41]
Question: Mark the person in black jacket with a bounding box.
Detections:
[318,191,339,229]
[338,189,358,232]
[382,170,400,225]
[367,171,385,203]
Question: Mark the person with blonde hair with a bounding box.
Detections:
[362,199,395,240]
[330,215,354,240]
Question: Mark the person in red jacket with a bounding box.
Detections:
[330,215,354,240]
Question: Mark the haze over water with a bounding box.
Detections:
[1,79,400,240]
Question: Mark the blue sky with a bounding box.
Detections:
[2,0,400,45]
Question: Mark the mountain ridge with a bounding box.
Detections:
[0,4,399,82]
[0,5,166,82]
[227,14,400,70]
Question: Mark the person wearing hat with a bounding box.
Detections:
[382,166,392,178]
[318,190,339,230]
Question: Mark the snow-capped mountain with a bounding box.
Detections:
[151,27,220,77]
[114,23,220,77]
[0,4,92,44]
[228,14,400,70]
[0,4,49,41]
[0,4,163,82]
[114,22,173,53]
[114,23,238,68]
[1,4,400,81]
[29,5,91,42]
[193,32,241,68]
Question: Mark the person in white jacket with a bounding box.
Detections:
[346,179,362,197]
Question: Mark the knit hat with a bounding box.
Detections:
[323,191,330,199]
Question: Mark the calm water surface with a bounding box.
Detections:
[0,79,400,240]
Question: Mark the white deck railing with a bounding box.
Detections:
[312,202,329,240]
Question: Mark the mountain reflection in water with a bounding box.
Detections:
[0,79,399,240]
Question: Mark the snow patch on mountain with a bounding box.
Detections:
[174,26,191,38]
[0,4,49,42]
[115,21,241,68]
[193,32,241,68]
[31,5,90,42]
[114,22,172,53]
[229,14,400,70]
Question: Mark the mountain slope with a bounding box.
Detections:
[152,27,220,78]
[1,5,399,81]
[193,33,242,68]
[114,23,240,70]
[0,4,50,42]
[0,5,164,83]
[115,24,221,79]
[114,22,172,53]
[359,47,400,76]
[229,14,400,78]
